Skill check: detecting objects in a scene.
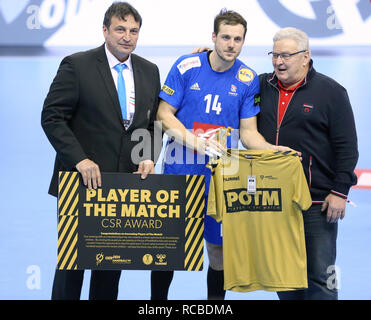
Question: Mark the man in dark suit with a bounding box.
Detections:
[41,2,161,300]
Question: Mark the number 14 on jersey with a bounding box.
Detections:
[204,94,222,115]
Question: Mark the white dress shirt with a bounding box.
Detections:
[105,44,135,126]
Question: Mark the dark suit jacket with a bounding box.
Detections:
[41,44,161,197]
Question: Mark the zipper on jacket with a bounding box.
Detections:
[275,88,299,145]
[272,85,281,145]
[309,155,313,188]
[275,127,280,146]
[270,77,306,146]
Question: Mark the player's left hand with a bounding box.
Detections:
[321,193,346,223]
[134,160,155,179]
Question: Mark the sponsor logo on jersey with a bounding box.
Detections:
[162,85,175,96]
[254,94,261,106]
[190,82,201,91]
[236,67,255,84]
[228,84,238,96]
[193,122,224,137]
[224,188,282,213]
[177,56,201,75]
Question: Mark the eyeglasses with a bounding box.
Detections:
[268,50,307,60]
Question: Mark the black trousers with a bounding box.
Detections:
[51,269,121,300]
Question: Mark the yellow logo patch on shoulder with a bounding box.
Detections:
[237,67,255,84]
[162,84,175,96]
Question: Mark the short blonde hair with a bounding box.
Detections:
[273,27,309,51]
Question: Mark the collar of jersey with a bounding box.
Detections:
[225,149,298,161]
[203,51,238,74]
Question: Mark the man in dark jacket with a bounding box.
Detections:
[41,2,161,300]
[258,27,358,300]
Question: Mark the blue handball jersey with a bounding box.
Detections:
[159,51,260,191]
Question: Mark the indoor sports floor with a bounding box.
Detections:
[0,46,370,300]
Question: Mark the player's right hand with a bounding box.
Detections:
[197,136,224,158]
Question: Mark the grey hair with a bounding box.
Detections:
[273,27,309,51]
